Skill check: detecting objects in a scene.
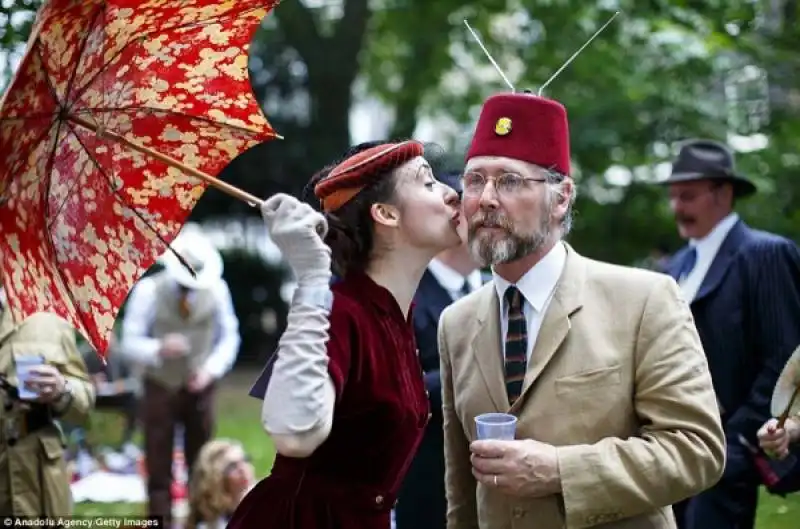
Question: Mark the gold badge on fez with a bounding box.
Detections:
[494,117,512,136]
[771,344,800,427]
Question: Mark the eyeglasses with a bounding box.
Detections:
[461,172,548,197]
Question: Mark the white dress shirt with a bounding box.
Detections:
[427,258,483,301]
[120,275,241,380]
[492,242,567,361]
[679,213,739,302]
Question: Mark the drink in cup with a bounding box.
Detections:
[475,413,517,440]
[14,355,45,400]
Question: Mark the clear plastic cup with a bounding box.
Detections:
[15,354,45,400]
[475,413,517,440]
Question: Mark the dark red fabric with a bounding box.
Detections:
[227,271,429,529]
[466,92,571,176]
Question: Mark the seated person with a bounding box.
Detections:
[186,439,255,529]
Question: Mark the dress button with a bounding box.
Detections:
[375,495,384,506]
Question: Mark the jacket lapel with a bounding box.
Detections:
[471,287,509,411]
[692,220,747,304]
[514,244,585,409]
[666,246,692,281]
[418,270,456,322]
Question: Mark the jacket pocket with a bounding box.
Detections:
[554,365,621,395]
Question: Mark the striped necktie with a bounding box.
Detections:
[504,286,528,405]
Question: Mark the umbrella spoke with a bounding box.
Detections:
[64,7,106,113]
[47,124,102,227]
[0,0,280,356]
[64,119,198,278]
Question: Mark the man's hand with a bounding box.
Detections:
[758,417,800,459]
[470,438,561,497]
[25,364,66,404]
[187,369,213,393]
[159,333,190,358]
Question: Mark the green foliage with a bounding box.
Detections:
[1,0,796,264]
[360,0,800,261]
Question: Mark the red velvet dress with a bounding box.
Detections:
[227,271,430,529]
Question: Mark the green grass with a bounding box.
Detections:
[73,370,800,528]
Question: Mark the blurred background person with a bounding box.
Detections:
[185,438,255,529]
[662,139,800,529]
[0,275,95,515]
[395,167,483,529]
[120,224,241,527]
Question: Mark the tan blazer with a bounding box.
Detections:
[0,310,95,515]
[438,245,725,529]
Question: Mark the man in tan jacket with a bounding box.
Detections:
[438,91,726,529]
[0,287,95,515]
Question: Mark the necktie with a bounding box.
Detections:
[678,247,697,281]
[178,287,191,319]
[504,286,528,405]
[458,279,471,299]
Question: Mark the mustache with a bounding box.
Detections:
[470,211,513,231]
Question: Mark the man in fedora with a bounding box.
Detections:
[661,139,800,529]
[120,223,241,527]
[438,92,725,529]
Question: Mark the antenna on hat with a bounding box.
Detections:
[463,19,515,92]
[538,11,621,96]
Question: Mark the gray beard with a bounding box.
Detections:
[468,202,554,267]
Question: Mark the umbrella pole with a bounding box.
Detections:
[68,114,266,208]
[777,385,800,429]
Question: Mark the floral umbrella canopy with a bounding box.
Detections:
[0,0,281,356]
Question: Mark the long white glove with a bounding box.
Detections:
[259,194,337,457]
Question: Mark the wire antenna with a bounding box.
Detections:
[538,11,621,96]
[463,19,515,92]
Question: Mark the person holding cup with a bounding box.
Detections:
[0,284,95,515]
[437,91,726,529]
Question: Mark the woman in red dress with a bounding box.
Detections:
[227,140,463,529]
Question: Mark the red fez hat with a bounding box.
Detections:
[314,140,424,213]
[466,92,571,176]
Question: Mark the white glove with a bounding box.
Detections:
[261,193,331,286]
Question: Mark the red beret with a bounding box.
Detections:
[315,140,424,213]
[466,92,571,176]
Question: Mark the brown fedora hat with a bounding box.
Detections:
[659,139,757,198]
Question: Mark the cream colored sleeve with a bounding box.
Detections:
[261,291,336,458]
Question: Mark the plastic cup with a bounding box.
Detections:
[475,413,517,440]
[15,354,45,400]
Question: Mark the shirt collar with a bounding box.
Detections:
[492,241,567,312]
[690,212,739,258]
[427,258,483,293]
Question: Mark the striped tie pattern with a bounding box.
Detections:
[504,286,528,405]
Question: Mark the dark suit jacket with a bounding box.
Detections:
[667,220,800,480]
[396,269,461,529]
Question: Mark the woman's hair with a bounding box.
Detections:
[302,141,401,277]
[185,439,248,529]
